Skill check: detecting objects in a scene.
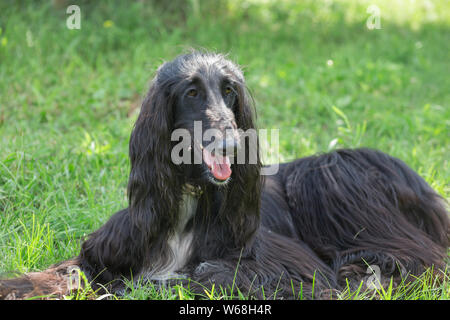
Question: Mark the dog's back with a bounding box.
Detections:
[261,148,448,288]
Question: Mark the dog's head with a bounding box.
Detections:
[131,52,258,188]
[169,53,242,185]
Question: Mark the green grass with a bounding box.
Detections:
[0,0,448,300]
[48,265,450,300]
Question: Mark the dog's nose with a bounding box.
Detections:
[216,138,239,157]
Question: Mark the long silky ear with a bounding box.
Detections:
[127,79,183,239]
[79,78,183,288]
[221,83,262,250]
[235,84,258,130]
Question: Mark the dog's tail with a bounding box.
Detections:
[0,259,82,300]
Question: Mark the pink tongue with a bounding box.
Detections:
[203,148,232,181]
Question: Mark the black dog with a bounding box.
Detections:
[0,52,448,299]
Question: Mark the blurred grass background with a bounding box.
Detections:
[0,0,448,297]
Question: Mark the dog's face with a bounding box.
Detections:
[161,53,246,186]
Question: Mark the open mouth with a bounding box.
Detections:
[202,147,232,182]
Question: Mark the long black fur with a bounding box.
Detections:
[79,52,337,298]
[1,51,448,299]
[269,150,448,289]
[78,52,448,297]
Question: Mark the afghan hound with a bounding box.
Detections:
[0,51,448,299]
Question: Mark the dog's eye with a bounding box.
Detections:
[224,86,233,95]
[186,89,198,97]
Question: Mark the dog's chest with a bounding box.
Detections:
[144,191,198,281]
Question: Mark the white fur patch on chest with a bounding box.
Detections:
[143,191,198,282]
